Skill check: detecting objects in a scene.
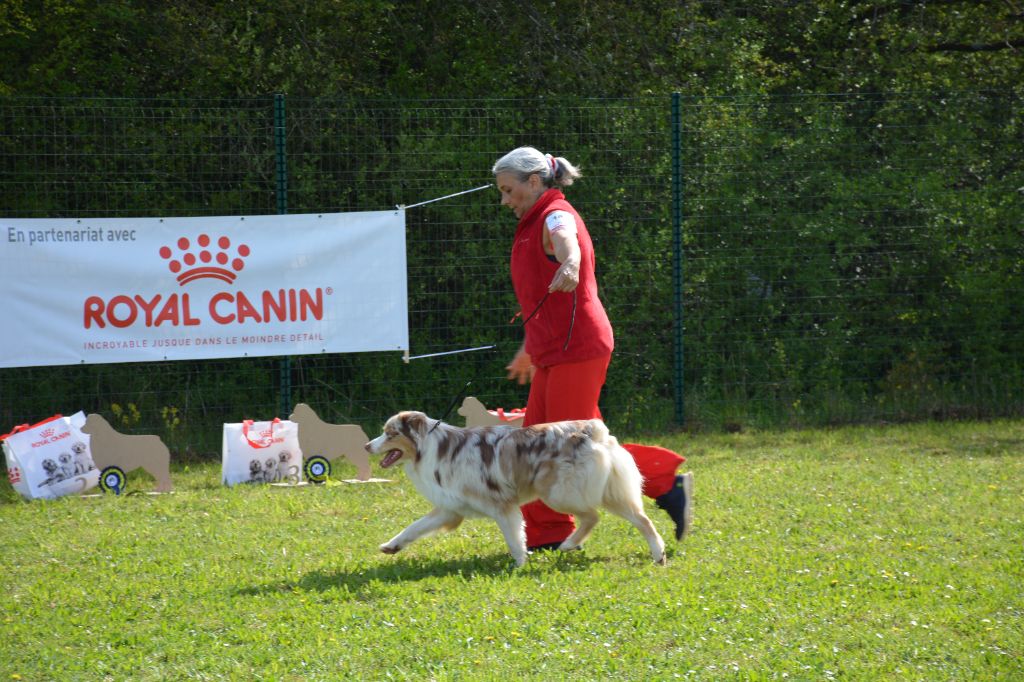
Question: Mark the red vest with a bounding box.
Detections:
[510,189,614,367]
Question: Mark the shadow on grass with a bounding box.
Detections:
[238,550,605,597]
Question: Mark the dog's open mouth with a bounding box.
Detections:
[380,449,403,468]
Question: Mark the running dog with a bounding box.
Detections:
[364,411,666,567]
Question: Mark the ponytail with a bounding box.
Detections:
[493,146,582,188]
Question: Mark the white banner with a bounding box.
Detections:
[0,211,408,368]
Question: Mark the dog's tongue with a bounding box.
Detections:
[380,449,403,468]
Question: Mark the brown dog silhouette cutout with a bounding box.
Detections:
[81,414,173,492]
[457,396,525,428]
[289,403,372,481]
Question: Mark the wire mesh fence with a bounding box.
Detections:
[679,91,1023,427]
[1,92,1020,454]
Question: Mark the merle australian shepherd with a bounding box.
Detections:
[365,411,666,567]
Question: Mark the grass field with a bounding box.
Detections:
[1,419,1022,680]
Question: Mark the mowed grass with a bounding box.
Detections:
[1,420,1021,681]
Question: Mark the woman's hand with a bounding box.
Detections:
[548,256,580,292]
[506,347,535,384]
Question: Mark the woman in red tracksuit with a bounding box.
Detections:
[492,146,694,551]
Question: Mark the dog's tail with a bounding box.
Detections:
[580,418,609,443]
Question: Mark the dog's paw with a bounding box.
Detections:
[379,543,401,554]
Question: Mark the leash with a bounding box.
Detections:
[519,290,577,351]
[416,287,578,434]
[420,286,578,435]
[427,379,474,434]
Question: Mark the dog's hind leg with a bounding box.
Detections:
[493,506,528,567]
[380,508,463,555]
[603,500,667,565]
[557,509,599,551]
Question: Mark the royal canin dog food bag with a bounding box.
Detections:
[222,418,303,486]
[2,412,100,500]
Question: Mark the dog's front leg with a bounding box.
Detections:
[493,506,528,567]
[380,507,463,555]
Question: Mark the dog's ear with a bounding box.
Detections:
[399,411,429,440]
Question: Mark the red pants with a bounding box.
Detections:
[520,355,686,547]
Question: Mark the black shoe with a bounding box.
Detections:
[655,472,694,540]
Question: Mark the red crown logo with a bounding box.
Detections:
[40,428,55,438]
[159,234,250,286]
[250,428,274,447]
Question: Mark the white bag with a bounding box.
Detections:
[222,418,303,486]
[2,412,100,500]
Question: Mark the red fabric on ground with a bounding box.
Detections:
[622,443,686,499]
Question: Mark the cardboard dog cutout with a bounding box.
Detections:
[288,403,372,481]
[81,414,173,492]
[457,396,526,428]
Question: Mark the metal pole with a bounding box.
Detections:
[274,93,292,417]
[671,92,685,426]
[398,184,493,210]
[274,94,288,215]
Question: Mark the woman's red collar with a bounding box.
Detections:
[518,188,566,228]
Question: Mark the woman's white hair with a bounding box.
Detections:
[492,146,582,188]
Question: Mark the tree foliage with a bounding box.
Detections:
[2,1,1020,97]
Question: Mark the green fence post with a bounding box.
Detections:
[274,93,292,417]
[671,92,684,426]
